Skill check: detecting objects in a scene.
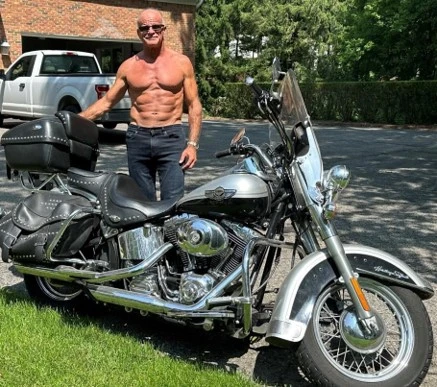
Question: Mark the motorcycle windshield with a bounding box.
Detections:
[269,70,324,199]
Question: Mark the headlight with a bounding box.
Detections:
[325,165,351,190]
[322,165,351,219]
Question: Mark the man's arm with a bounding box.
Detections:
[179,56,202,170]
[184,62,202,144]
[79,65,129,121]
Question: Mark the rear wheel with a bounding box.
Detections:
[24,274,84,307]
[297,278,433,387]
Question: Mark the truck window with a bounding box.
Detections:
[41,59,56,74]
[8,56,35,81]
[41,55,99,74]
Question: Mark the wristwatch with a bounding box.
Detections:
[187,140,199,150]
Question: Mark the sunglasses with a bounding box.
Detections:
[138,24,165,33]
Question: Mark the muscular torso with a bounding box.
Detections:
[125,51,185,127]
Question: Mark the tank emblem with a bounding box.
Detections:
[205,186,236,201]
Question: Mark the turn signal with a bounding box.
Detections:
[350,277,370,311]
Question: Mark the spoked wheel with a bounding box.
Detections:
[24,274,84,307]
[297,278,433,387]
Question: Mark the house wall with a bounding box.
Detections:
[0,0,197,69]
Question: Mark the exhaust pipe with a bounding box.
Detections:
[15,243,173,283]
[87,238,290,321]
[87,264,243,316]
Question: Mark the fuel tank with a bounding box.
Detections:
[177,174,271,222]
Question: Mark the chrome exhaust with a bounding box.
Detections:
[87,264,243,316]
[15,236,294,330]
[14,243,173,284]
[88,238,294,324]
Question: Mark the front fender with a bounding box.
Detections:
[265,244,433,347]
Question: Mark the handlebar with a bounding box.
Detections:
[246,75,281,117]
[215,149,232,159]
[215,143,274,170]
[246,74,295,159]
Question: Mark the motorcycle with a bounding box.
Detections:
[0,59,433,386]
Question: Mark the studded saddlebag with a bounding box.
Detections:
[0,192,96,263]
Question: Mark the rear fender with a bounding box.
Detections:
[265,244,433,347]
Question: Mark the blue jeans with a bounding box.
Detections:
[126,124,186,201]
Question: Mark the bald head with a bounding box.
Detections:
[137,8,165,28]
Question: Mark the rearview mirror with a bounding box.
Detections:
[230,128,246,145]
[272,58,285,82]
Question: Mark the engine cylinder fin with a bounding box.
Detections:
[221,231,247,274]
[164,224,191,269]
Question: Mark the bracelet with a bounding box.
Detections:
[187,140,199,150]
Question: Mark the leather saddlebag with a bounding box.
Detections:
[0,192,96,263]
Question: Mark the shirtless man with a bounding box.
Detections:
[79,8,202,201]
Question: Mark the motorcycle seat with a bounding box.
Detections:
[99,173,178,228]
[67,167,112,197]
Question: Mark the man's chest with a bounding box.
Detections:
[128,62,184,92]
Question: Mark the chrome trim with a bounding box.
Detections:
[15,264,77,282]
[176,218,228,257]
[240,237,294,334]
[15,243,173,284]
[46,207,99,260]
[88,260,244,314]
[87,237,293,326]
[118,225,164,260]
[20,172,70,193]
[17,236,294,332]
[325,236,374,320]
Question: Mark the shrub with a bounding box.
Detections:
[204,80,437,125]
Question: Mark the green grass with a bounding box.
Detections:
[0,289,258,387]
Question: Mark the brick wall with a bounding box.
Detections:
[0,0,196,69]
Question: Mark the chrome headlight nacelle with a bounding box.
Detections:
[322,165,351,219]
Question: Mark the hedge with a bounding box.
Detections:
[209,80,437,125]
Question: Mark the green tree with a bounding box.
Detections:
[339,0,437,80]
[195,0,349,113]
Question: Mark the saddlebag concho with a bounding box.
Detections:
[0,192,96,263]
[1,111,99,173]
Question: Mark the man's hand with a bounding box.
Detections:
[179,146,197,170]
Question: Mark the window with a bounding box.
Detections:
[8,56,35,81]
[40,55,99,74]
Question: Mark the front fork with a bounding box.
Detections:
[307,204,377,327]
[293,165,377,329]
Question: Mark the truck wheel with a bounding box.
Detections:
[102,122,117,129]
[63,105,81,114]
[0,114,3,127]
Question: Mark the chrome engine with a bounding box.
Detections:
[176,217,229,257]
[118,215,260,305]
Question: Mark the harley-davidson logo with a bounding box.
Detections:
[205,186,236,201]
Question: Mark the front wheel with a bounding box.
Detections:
[297,278,433,387]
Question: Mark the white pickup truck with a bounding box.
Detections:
[0,50,131,129]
